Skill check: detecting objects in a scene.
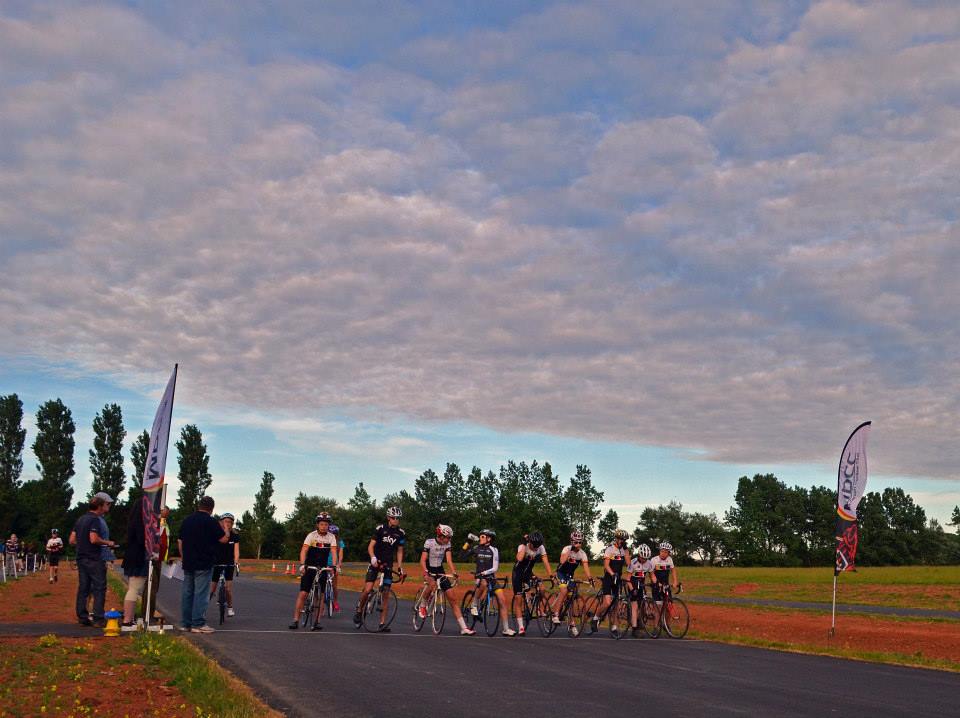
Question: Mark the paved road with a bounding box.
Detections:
[156,574,958,718]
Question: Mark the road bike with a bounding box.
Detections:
[581,574,631,639]
[213,563,238,625]
[461,574,507,636]
[547,577,592,637]
[628,580,661,638]
[511,575,555,636]
[361,567,405,632]
[300,566,335,629]
[413,573,458,634]
[654,582,689,638]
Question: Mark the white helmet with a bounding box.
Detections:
[436,524,453,538]
[637,544,652,559]
[658,541,673,553]
[570,530,584,543]
[386,506,402,519]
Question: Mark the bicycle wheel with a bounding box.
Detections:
[325,579,335,618]
[610,599,629,639]
[565,596,586,637]
[640,597,661,638]
[301,588,315,628]
[362,591,382,632]
[461,590,480,630]
[412,586,428,632]
[536,594,555,636]
[580,594,601,635]
[218,581,226,625]
[662,597,689,638]
[483,594,500,636]
[431,592,446,635]
[383,588,399,628]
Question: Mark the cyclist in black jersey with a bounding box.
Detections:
[354,506,406,632]
[419,524,474,635]
[462,529,515,636]
[511,531,552,636]
[551,530,593,634]
[589,528,630,633]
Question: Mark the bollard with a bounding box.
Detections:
[104,610,122,637]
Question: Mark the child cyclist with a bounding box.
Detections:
[589,528,630,633]
[418,524,475,635]
[463,529,516,636]
[551,530,593,636]
[511,531,552,636]
[289,513,339,630]
[628,543,653,637]
[650,541,679,602]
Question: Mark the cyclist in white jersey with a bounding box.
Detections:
[418,524,475,635]
[650,541,679,602]
[551,531,593,634]
[628,543,654,636]
[588,529,631,633]
[511,531,552,636]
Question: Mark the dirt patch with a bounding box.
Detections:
[0,635,195,718]
[0,564,125,623]
[690,603,960,662]
[730,583,759,596]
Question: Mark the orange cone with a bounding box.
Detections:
[271,562,276,572]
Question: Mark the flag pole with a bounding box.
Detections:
[829,573,837,637]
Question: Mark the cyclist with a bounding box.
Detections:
[290,513,340,630]
[210,513,241,617]
[628,543,653,637]
[463,529,515,636]
[650,541,679,602]
[418,524,475,635]
[589,528,630,633]
[354,506,406,632]
[328,523,345,612]
[46,529,64,583]
[511,531,552,636]
[551,530,593,635]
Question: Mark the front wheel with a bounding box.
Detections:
[325,580,335,618]
[483,593,500,637]
[431,592,446,634]
[461,590,480,630]
[610,599,629,639]
[301,589,315,628]
[218,582,226,625]
[412,587,428,632]
[566,596,586,637]
[362,591,382,632]
[580,595,601,635]
[640,597,661,638]
[535,594,555,636]
[662,597,689,638]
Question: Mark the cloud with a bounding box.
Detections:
[1,1,959,482]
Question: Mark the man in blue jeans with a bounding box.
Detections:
[70,492,118,626]
[177,495,227,633]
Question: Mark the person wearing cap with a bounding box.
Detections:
[69,492,118,627]
[45,529,64,584]
[177,496,228,633]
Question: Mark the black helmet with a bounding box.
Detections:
[479,528,496,540]
[528,531,544,548]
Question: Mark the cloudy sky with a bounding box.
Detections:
[1,1,958,530]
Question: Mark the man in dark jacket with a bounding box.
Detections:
[70,493,117,627]
[177,496,228,633]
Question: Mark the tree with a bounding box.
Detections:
[950,506,960,531]
[89,404,126,500]
[282,493,340,557]
[127,430,150,506]
[342,482,378,561]
[564,464,603,551]
[724,474,805,566]
[0,394,26,535]
[175,425,211,514]
[31,399,76,543]
[249,471,278,559]
[597,509,619,546]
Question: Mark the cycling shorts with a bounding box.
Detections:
[475,574,502,593]
[364,564,394,586]
[555,571,576,587]
[599,573,623,597]
[427,568,453,592]
[212,565,236,583]
[511,567,534,594]
[629,576,647,601]
[651,582,669,601]
[300,566,331,593]
[48,554,61,566]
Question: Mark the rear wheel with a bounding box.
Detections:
[535,594,555,636]
[431,592,446,634]
[325,579,335,618]
[218,581,226,625]
[610,599,629,639]
[662,597,689,638]
[640,597,661,638]
[483,593,499,636]
[580,595,601,635]
[412,586,428,632]
[566,596,586,637]
[301,588,315,628]
[362,591,382,632]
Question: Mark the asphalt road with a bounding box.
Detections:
[156,573,958,718]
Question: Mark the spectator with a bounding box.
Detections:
[5,534,19,576]
[147,506,171,623]
[70,492,117,627]
[178,496,228,633]
[46,529,64,583]
[121,504,149,627]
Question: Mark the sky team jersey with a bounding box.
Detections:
[629,558,653,578]
[303,530,338,567]
[46,537,63,554]
[651,555,674,582]
[603,544,628,575]
[558,545,588,575]
[372,524,406,564]
[422,538,451,569]
[513,543,546,574]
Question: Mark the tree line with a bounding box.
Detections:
[2,392,958,565]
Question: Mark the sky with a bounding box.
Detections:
[1,1,958,533]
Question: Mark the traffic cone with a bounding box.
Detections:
[271,562,276,572]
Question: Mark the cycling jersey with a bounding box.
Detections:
[215,529,240,566]
[422,538,451,570]
[557,545,588,578]
[466,544,499,577]
[372,524,406,565]
[513,543,546,575]
[46,537,63,554]
[651,555,674,584]
[303,530,337,567]
[628,557,653,578]
[602,544,628,576]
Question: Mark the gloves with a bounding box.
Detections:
[370,556,378,567]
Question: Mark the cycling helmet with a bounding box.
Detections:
[315,512,332,523]
[479,528,496,539]
[637,543,652,559]
[51,528,59,535]
[570,530,584,543]
[658,541,673,553]
[436,524,454,538]
[614,529,628,541]
[220,512,235,521]
[528,531,544,548]
[386,506,402,519]
[329,524,340,535]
